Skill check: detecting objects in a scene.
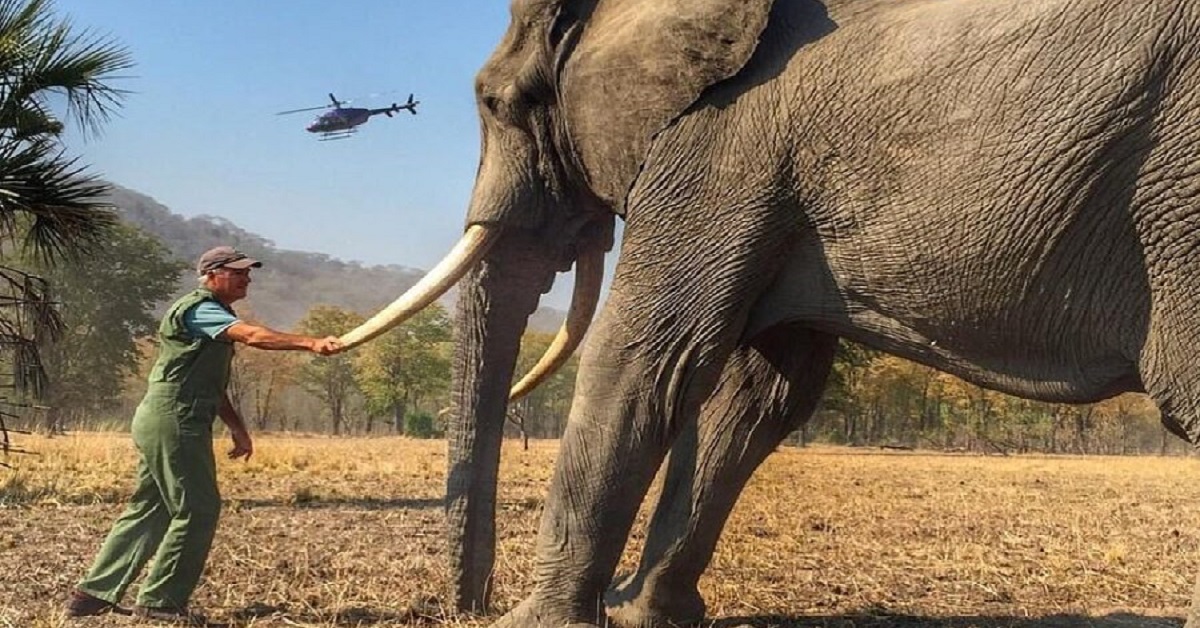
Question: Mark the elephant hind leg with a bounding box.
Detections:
[1139,315,1200,445]
[1138,316,1200,628]
[608,324,838,628]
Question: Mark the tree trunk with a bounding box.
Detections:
[332,398,343,435]
[42,404,60,435]
[253,370,278,431]
[393,401,407,434]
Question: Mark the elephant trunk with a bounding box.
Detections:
[446,238,550,612]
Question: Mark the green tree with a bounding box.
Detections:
[0,0,133,407]
[812,341,880,444]
[296,305,362,435]
[354,303,452,434]
[28,224,182,430]
[404,410,440,439]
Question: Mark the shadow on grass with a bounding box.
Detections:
[4,493,449,509]
[226,496,445,510]
[221,606,1184,627]
[229,601,444,626]
[707,612,1184,627]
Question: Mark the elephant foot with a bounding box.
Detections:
[605,574,707,628]
[489,597,602,628]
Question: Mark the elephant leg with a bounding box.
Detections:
[491,306,738,627]
[1139,319,1200,628]
[491,196,799,627]
[607,325,837,628]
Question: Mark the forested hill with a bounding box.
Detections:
[103,184,566,332]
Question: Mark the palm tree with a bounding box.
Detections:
[0,0,131,437]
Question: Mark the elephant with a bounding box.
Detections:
[337,0,1200,626]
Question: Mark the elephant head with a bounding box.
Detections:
[338,0,774,611]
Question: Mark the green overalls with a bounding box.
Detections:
[77,289,235,610]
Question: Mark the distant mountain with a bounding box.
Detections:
[103,184,566,332]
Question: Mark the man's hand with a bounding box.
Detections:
[228,428,254,461]
[311,336,343,356]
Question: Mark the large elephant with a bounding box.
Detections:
[338,0,1200,626]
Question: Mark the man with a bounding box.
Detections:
[65,246,342,625]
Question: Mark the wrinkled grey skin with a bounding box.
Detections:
[443,0,1200,626]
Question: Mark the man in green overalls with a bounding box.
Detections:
[65,246,342,625]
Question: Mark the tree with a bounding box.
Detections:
[354,303,452,434]
[29,223,182,431]
[222,304,303,432]
[405,410,440,439]
[227,333,301,432]
[0,0,133,407]
[295,305,363,435]
[814,341,880,444]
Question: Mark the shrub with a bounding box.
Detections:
[404,411,441,439]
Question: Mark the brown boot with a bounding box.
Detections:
[64,589,124,617]
[133,605,209,626]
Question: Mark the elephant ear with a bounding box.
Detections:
[561,0,773,212]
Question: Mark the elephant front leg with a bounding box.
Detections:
[492,307,741,627]
[607,326,837,628]
[490,242,796,625]
[488,133,803,626]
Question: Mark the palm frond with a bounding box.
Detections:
[0,0,48,52]
[0,138,115,262]
[27,23,133,136]
[0,0,132,139]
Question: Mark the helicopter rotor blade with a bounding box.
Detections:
[277,89,408,117]
[275,105,329,115]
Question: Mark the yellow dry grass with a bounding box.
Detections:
[1,434,1197,627]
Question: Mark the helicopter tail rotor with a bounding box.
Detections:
[402,93,418,115]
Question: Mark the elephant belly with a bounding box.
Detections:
[746,236,1144,404]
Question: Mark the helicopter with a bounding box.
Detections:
[276,93,419,140]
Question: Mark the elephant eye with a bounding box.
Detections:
[482,87,527,123]
[482,94,501,115]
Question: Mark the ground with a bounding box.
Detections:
[0,434,1196,627]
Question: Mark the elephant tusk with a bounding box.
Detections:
[509,245,604,401]
[338,225,497,350]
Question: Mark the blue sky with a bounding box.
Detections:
[55,1,598,307]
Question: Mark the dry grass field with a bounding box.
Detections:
[2,433,1198,628]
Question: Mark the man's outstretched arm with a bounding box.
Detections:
[222,322,342,355]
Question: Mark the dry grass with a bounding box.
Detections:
[1,434,1197,627]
